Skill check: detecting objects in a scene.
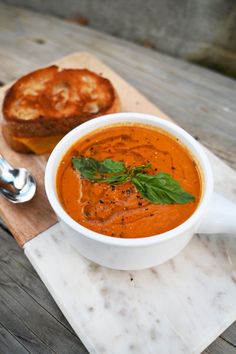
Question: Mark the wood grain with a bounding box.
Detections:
[0,4,235,354]
[0,52,170,247]
[0,3,235,170]
[0,228,88,354]
[0,83,57,246]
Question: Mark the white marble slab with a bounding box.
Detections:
[24,150,236,354]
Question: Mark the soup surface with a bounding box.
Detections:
[57,124,201,238]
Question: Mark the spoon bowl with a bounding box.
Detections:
[0,155,36,203]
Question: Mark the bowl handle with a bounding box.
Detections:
[196,192,236,234]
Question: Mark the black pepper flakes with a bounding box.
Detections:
[99,200,104,204]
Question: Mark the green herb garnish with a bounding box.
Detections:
[71,157,195,204]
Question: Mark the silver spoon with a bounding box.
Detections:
[0,154,36,203]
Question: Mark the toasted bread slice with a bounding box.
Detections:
[2,65,120,153]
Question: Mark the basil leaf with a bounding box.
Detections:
[72,156,128,183]
[98,159,126,174]
[132,172,195,204]
[132,163,152,174]
[98,174,130,184]
[72,157,98,179]
[72,157,195,205]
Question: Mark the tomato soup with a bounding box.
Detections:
[56,124,201,238]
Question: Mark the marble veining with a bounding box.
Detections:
[24,150,236,354]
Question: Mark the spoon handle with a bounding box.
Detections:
[0,154,14,184]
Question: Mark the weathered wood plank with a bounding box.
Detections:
[0,229,88,354]
[0,4,235,169]
[203,320,236,353]
[0,4,235,354]
[0,232,70,324]
[3,0,236,79]
[221,321,236,347]
[0,324,30,354]
[204,335,236,354]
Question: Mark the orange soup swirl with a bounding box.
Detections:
[56,124,201,238]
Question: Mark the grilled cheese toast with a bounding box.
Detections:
[2,65,120,153]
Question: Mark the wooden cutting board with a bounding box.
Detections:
[0,52,171,247]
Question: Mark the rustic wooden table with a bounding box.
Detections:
[0,3,235,354]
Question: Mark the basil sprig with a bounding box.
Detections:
[72,157,195,204]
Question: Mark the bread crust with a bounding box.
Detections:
[2,66,121,142]
[2,125,31,153]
